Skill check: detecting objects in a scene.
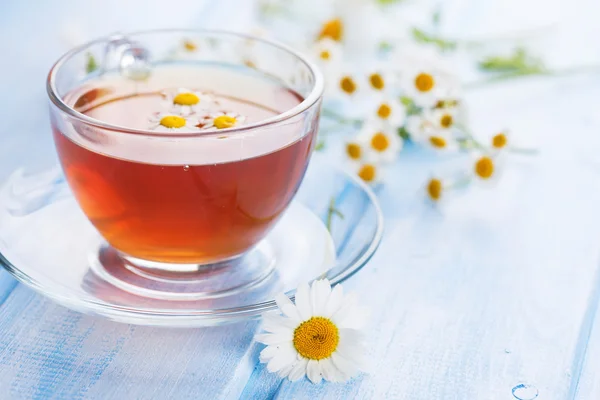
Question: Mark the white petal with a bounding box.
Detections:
[307,360,322,384]
[294,282,312,321]
[331,352,360,380]
[325,284,344,317]
[262,313,297,334]
[254,332,292,346]
[275,293,302,323]
[335,305,370,330]
[259,345,278,363]
[288,358,308,382]
[318,358,340,382]
[311,279,332,316]
[330,292,359,326]
[337,330,367,367]
[278,362,295,378]
[267,344,297,373]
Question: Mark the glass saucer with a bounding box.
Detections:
[0,156,383,327]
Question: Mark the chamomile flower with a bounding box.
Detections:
[370,95,406,128]
[491,132,509,151]
[426,177,443,202]
[149,112,198,132]
[345,140,365,162]
[163,88,215,116]
[313,38,343,66]
[318,18,343,42]
[200,111,247,130]
[355,161,382,185]
[404,114,436,143]
[365,66,394,93]
[473,154,497,180]
[256,279,368,383]
[425,133,457,151]
[357,123,402,163]
[430,107,457,132]
[330,72,361,99]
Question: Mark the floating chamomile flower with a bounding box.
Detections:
[163,88,214,116]
[149,113,198,132]
[357,124,402,163]
[256,279,368,384]
[201,111,247,130]
[370,96,406,129]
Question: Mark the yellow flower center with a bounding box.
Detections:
[293,317,339,360]
[427,178,442,201]
[492,133,507,148]
[173,92,200,106]
[475,156,494,179]
[318,19,343,42]
[213,115,237,129]
[319,50,331,60]
[415,72,435,92]
[369,73,385,90]
[371,132,390,151]
[160,115,186,129]
[440,114,453,128]
[183,40,197,52]
[429,136,447,148]
[377,103,392,119]
[358,164,377,182]
[340,76,357,95]
[244,59,257,69]
[346,142,362,160]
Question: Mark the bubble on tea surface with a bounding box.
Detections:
[512,383,538,400]
[120,45,151,81]
[183,165,190,172]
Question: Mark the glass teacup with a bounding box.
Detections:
[47,30,323,271]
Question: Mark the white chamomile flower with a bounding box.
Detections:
[163,88,215,116]
[256,279,368,384]
[429,107,457,132]
[344,140,366,162]
[365,65,395,93]
[354,161,382,185]
[404,114,436,143]
[328,71,361,100]
[149,112,199,132]
[396,46,457,108]
[472,152,502,183]
[357,123,402,163]
[200,111,247,130]
[491,131,509,152]
[313,38,343,68]
[370,95,406,129]
[424,132,458,152]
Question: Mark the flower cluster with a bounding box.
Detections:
[148,87,247,132]
[258,0,537,204]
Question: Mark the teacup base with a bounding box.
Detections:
[89,242,276,301]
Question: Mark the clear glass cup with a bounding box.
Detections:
[47,29,324,276]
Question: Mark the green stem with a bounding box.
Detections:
[321,108,363,127]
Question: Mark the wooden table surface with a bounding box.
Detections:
[2,0,600,398]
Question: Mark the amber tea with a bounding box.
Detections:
[52,64,318,264]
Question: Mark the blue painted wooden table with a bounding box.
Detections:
[3,0,600,398]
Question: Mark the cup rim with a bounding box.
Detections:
[46,28,324,138]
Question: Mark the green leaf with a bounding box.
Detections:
[411,27,456,51]
[398,126,411,141]
[315,140,326,151]
[85,53,98,73]
[478,47,546,75]
[376,0,403,4]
